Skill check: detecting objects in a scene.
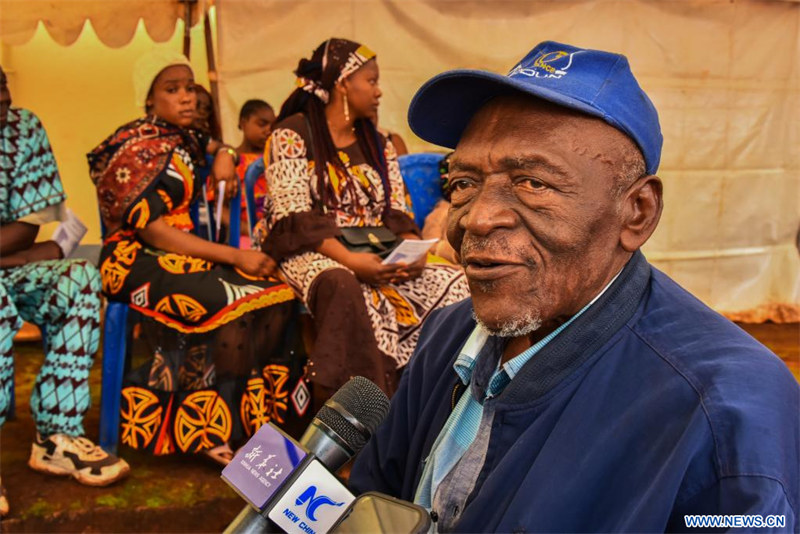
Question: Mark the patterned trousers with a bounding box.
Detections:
[0,260,101,436]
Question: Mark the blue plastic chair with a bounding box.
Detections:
[397,153,446,227]
[243,157,266,236]
[98,156,242,453]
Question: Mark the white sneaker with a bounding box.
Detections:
[29,433,130,487]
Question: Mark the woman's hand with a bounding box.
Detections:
[347,252,402,286]
[390,253,427,283]
[233,249,277,278]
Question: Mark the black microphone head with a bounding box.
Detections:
[316,376,390,452]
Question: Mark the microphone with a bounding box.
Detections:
[224,377,390,534]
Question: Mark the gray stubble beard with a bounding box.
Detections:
[472,309,542,338]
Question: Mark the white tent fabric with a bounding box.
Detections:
[0,0,205,48]
[217,0,799,322]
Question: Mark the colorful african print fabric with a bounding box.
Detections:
[0,260,101,437]
[0,108,99,437]
[208,152,265,234]
[255,115,469,392]
[237,152,266,230]
[91,118,295,332]
[88,117,206,235]
[0,108,66,223]
[89,118,307,453]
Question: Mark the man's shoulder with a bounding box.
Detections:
[632,266,798,475]
[635,267,789,379]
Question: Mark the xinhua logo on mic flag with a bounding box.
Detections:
[221,422,307,510]
[269,460,355,534]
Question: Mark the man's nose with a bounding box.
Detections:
[460,180,516,236]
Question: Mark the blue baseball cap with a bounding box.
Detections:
[408,41,663,175]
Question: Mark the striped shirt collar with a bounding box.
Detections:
[454,268,623,398]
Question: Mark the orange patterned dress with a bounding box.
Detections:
[89,117,309,455]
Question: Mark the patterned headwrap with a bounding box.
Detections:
[88,117,205,235]
[295,38,376,104]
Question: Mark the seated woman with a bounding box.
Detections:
[254,38,469,403]
[88,51,302,465]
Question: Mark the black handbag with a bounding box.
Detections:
[338,226,398,258]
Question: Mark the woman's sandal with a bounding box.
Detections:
[202,444,234,467]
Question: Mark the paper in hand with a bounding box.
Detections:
[52,208,88,258]
[382,238,439,265]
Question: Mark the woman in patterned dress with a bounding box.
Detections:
[254,39,469,402]
[88,51,303,464]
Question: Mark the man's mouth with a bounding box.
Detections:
[463,255,525,281]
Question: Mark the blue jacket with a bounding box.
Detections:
[350,252,799,532]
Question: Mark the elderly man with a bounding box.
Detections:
[349,42,799,532]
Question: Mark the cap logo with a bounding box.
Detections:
[508,50,583,80]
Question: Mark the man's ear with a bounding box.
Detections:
[619,175,663,252]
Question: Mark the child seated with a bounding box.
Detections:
[236,100,276,238]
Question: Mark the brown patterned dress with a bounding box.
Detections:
[255,114,469,396]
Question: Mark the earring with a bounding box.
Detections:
[343,93,350,123]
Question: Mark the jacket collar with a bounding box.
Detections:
[498,250,651,405]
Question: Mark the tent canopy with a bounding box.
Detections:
[0,0,205,48]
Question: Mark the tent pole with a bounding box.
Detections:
[180,0,197,59]
[204,6,222,140]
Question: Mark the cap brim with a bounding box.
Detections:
[408,69,606,149]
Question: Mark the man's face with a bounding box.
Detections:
[0,66,11,128]
[447,95,638,336]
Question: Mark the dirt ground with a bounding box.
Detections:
[0,322,797,533]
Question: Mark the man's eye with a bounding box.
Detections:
[518,177,547,190]
[450,178,474,191]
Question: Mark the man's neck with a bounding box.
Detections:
[499,259,630,365]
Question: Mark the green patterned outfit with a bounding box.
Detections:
[0,107,101,437]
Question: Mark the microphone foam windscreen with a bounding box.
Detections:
[317,376,390,451]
